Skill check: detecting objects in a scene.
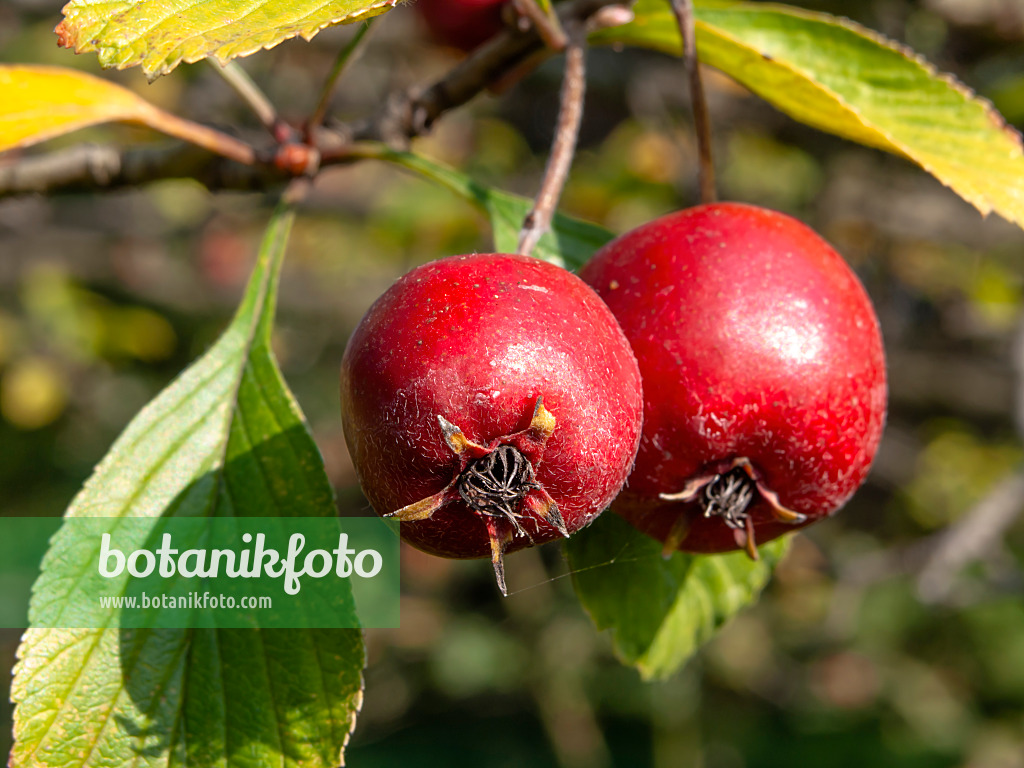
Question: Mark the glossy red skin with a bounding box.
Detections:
[580,203,887,553]
[340,253,643,560]
[416,0,506,52]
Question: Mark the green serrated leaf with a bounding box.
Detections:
[56,0,396,79]
[566,512,788,680]
[594,0,1024,229]
[375,149,615,270]
[11,203,365,768]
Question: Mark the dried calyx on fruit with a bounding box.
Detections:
[581,202,887,558]
[340,253,643,594]
[392,398,568,580]
[656,456,806,559]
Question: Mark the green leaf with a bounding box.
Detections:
[595,0,1024,229]
[11,203,365,768]
[56,0,397,79]
[375,149,615,270]
[566,513,788,680]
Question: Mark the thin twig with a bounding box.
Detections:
[915,468,1024,602]
[910,312,1024,601]
[350,0,613,145]
[909,307,1024,600]
[209,60,285,140]
[512,0,568,50]
[670,0,716,204]
[307,20,377,139]
[517,22,586,256]
[837,464,1024,600]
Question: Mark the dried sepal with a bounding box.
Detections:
[658,456,808,560]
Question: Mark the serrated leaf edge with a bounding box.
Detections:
[56,0,401,79]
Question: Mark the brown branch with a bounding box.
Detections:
[907,312,1024,602]
[839,313,1024,604]
[0,0,624,199]
[838,467,1024,603]
[345,34,540,146]
[0,143,285,196]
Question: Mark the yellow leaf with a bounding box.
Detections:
[0,65,164,153]
[0,65,253,163]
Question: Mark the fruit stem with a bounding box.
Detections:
[517,20,587,257]
[669,0,717,204]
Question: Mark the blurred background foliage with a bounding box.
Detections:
[3,0,1024,766]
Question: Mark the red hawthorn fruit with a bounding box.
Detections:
[340,253,643,593]
[415,0,507,51]
[579,202,887,558]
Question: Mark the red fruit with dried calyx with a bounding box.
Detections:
[340,253,643,594]
[580,202,887,558]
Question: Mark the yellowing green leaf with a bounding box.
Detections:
[595,0,1024,229]
[57,0,398,79]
